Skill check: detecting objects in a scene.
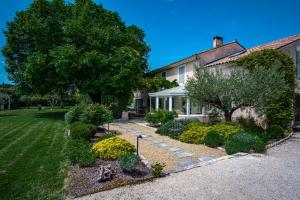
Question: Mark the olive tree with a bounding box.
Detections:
[186,66,288,121]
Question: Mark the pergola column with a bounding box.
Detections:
[186,97,190,115]
[155,96,159,110]
[168,96,173,111]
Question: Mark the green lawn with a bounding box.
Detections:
[0,108,69,200]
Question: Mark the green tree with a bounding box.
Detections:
[2,0,149,115]
[186,66,288,121]
[236,49,296,128]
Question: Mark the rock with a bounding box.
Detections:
[96,164,116,182]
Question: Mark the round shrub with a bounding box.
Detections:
[96,134,116,142]
[156,118,199,139]
[117,153,141,172]
[65,104,85,124]
[210,123,243,138]
[80,104,113,125]
[224,132,266,155]
[92,137,135,160]
[203,130,224,148]
[68,139,96,167]
[266,125,284,140]
[144,110,177,125]
[179,124,211,144]
[70,122,96,140]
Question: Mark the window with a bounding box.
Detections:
[161,71,167,79]
[178,65,185,84]
[297,47,300,79]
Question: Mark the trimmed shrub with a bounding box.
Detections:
[266,125,284,140]
[68,139,96,167]
[203,130,224,148]
[96,134,116,142]
[117,154,141,172]
[144,110,177,125]
[80,104,113,125]
[156,118,199,139]
[210,123,242,138]
[70,122,96,140]
[224,132,266,155]
[65,104,85,124]
[92,137,135,160]
[237,117,265,134]
[179,124,211,144]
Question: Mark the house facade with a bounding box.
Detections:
[135,34,300,123]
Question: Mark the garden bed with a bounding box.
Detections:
[69,159,152,198]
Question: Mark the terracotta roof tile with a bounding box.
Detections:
[206,34,300,67]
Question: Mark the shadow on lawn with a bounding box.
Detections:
[35,110,66,121]
[0,114,16,118]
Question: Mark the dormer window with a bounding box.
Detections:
[178,65,185,84]
[161,71,167,79]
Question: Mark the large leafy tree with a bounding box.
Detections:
[2,0,149,114]
[186,66,288,121]
[236,49,296,128]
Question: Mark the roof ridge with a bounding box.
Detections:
[248,34,300,50]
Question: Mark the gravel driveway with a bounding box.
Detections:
[76,132,300,200]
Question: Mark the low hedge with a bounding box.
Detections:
[80,104,113,125]
[70,122,96,140]
[67,139,97,167]
[65,104,85,124]
[224,132,266,154]
[266,125,284,140]
[145,110,177,125]
[92,137,135,160]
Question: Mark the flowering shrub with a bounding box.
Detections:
[179,122,241,145]
[179,124,211,144]
[210,123,242,138]
[92,137,135,160]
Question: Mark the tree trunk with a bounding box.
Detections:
[89,92,102,104]
[224,110,232,121]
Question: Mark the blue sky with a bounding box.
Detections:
[1,0,300,84]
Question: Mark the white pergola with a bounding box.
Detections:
[148,86,192,115]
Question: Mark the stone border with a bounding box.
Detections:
[266,131,294,149]
[170,152,249,174]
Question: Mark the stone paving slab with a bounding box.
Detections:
[177,160,199,168]
[168,147,183,152]
[175,152,193,158]
[156,143,170,148]
[198,156,216,162]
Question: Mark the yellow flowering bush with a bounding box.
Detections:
[179,124,211,144]
[179,122,242,144]
[92,137,135,160]
[210,123,242,138]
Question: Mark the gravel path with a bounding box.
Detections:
[76,132,300,200]
[105,121,225,172]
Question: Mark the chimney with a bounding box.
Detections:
[213,36,223,48]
